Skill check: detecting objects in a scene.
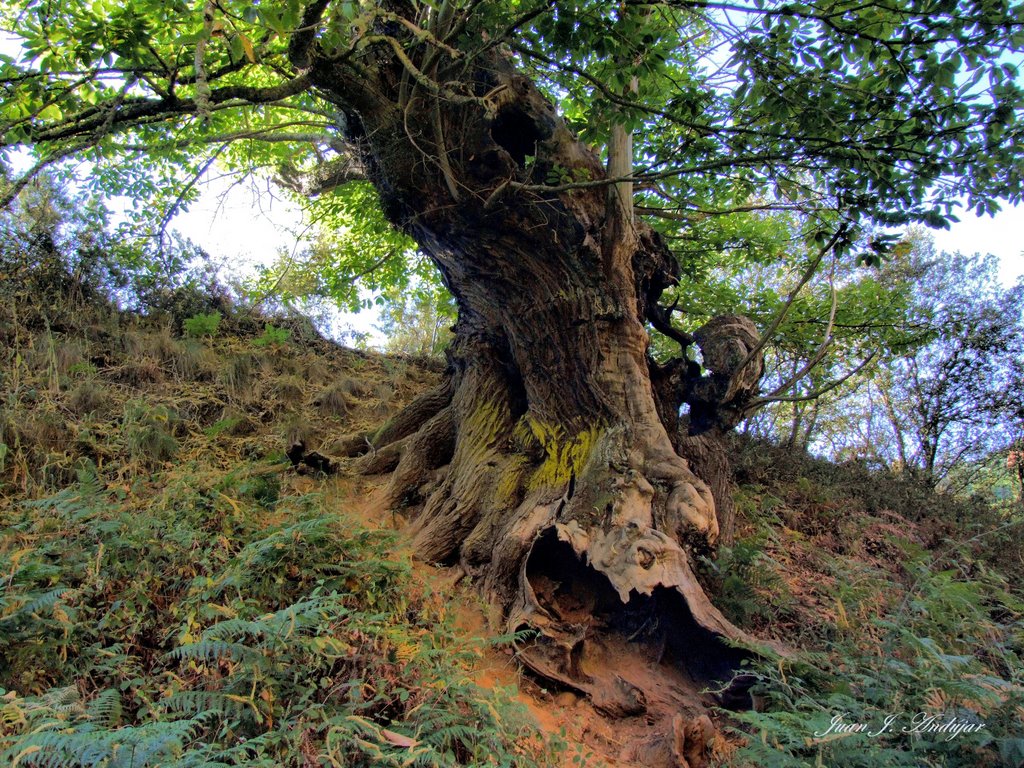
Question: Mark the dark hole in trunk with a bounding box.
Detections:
[525,529,752,707]
[490,106,544,168]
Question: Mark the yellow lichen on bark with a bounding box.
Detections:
[495,455,529,503]
[459,401,511,458]
[516,417,602,490]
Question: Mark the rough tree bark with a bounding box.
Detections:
[297,6,768,755]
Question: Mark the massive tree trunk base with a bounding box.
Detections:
[309,34,772,760]
[343,347,769,764]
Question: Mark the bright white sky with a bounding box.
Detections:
[172,173,306,272]
[931,206,1023,286]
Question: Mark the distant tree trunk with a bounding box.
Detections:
[300,11,767,740]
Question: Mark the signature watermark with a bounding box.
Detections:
[814,712,987,742]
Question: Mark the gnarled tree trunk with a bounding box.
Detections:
[298,10,767,752]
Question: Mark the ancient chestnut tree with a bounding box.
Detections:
[3,0,1023,749]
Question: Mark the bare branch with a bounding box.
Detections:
[0,142,89,211]
[733,223,849,376]
[155,144,228,261]
[747,351,877,409]
[763,275,840,400]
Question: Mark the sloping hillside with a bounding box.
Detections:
[2,274,1022,768]
[0,280,564,766]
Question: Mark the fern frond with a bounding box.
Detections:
[84,690,121,729]
[158,690,247,718]
[165,640,263,665]
[0,589,72,626]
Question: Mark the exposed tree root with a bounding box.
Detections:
[382,404,455,508]
[334,378,455,461]
[341,364,779,761]
[372,377,455,447]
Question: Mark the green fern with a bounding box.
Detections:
[1,468,551,767]
[728,550,1024,767]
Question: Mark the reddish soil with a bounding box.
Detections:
[332,474,740,767]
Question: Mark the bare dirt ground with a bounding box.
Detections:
[330,474,741,768]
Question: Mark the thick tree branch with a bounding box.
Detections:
[26,74,313,145]
[288,0,332,70]
[276,154,367,196]
[763,280,840,399]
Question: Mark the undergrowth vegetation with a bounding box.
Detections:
[0,464,547,766]
[1,221,1022,766]
[0,252,544,766]
[706,441,1024,767]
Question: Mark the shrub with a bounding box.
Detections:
[182,311,221,338]
[253,323,291,348]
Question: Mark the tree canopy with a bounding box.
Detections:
[2,0,1022,259]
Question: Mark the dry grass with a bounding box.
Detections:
[121,328,150,358]
[67,380,108,415]
[314,382,352,417]
[219,352,262,398]
[370,382,394,417]
[303,357,331,383]
[121,401,179,465]
[21,410,68,453]
[54,339,85,376]
[0,284,443,498]
[281,416,315,448]
[120,356,165,385]
[270,374,307,405]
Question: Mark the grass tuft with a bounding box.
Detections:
[218,352,261,398]
[121,401,178,465]
[315,382,353,416]
[66,380,108,415]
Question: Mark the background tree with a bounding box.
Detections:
[377,279,455,357]
[733,234,1024,503]
[868,248,1024,490]
[3,0,1023,746]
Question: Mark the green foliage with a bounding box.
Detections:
[717,437,1024,766]
[1,0,1021,333]
[753,238,1024,491]
[728,553,1024,768]
[246,183,423,317]
[253,323,290,348]
[700,534,791,629]
[871,247,1024,488]
[182,312,222,338]
[0,174,229,326]
[378,279,456,358]
[120,401,178,464]
[0,465,551,767]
